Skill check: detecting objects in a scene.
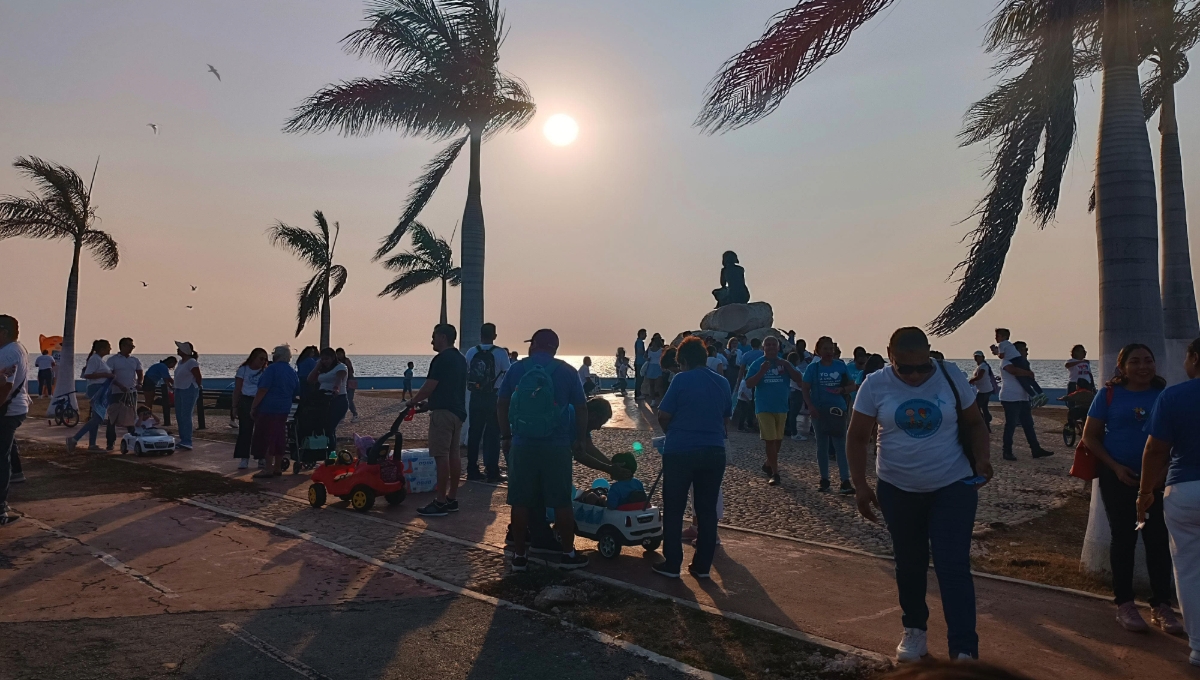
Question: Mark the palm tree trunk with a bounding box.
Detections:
[53,240,82,400]
[320,277,331,350]
[459,127,485,348]
[1083,0,1166,576]
[1159,79,1200,384]
[440,277,449,326]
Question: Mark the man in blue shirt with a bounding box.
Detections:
[747,337,805,486]
[142,356,176,423]
[634,329,647,398]
[499,329,590,571]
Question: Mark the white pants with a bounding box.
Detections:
[1165,479,1200,652]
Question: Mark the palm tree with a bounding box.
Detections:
[0,156,117,400]
[379,222,461,324]
[698,0,1167,378]
[268,210,348,349]
[284,0,535,347]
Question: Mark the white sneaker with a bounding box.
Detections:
[955,653,974,661]
[1191,650,1200,668]
[896,627,928,662]
[351,415,359,423]
[237,458,249,469]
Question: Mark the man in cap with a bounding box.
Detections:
[498,329,590,571]
[405,324,468,517]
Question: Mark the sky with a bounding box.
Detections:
[2,0,1198,361]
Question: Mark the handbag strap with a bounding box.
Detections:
[937,360,964,413]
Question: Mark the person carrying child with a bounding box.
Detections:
[993,330,1053,460]
[991,328,1048,407]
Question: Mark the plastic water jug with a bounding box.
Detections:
[400,448,437,494]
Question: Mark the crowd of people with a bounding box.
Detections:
[4,309,1200,667]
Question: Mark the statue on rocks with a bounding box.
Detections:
[712,251,750,308]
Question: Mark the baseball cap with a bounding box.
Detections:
[525,329,559,352]
[973,350,985,358]
[175,341,194,355]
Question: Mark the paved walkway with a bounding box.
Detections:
[12,418,1199,678]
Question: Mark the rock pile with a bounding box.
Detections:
[671,302,795,352]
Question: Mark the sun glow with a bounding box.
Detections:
[543,114,579,146]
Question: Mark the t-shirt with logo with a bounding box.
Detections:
[803,360,851,411]
[1069,360,1093,385]
[1145,379,1200,487]
[34,354,54,371]
[235,364,265,397]
[852,362,976,493]
[1087,385,1162,472]
[746,356,791,414]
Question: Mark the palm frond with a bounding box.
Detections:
[283,71,467,139]
[329,264,349,298]
[343,0,460,71]
[313,209,331,244]
[379,268,441,297]
[268,221,328,271]
[11,156,92,234]
[374,135,467,259]
[484,75,536,137]
[446,266,462,287]
[1027,0,1078,224]
[447,0,503,64]
[0,196,75,241]
[296,273,326,337]
[696,0,897,133]
[81,229,119,270]
[382,251,433,271]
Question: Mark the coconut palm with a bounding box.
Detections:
[268,210,347,349]
[698,0,1167,377]
[284,0,535,347]
[0,156,117,400]
[379,222,461,324]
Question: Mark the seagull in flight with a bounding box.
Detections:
[206,64,221,82]
[140,281,148,287]
[190,285,198,292]
[186,305,194,309]
[147,124,158,135]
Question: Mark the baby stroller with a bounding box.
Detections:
[287,388,335,474]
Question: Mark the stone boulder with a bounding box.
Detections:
[699,302,773,336]
[671,330,729,347]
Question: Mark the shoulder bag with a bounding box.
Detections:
[1069,387,1114,481]
[937,360,977,474]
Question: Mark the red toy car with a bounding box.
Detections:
[307,408,419,512]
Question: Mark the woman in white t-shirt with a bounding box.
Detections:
[1065,344,1093,392]
[232,348,268,469]
[308,347,348,445]
[846,327,992,663]
[67,339,113,452]
[173,341,202,450]
[614,348,631,396]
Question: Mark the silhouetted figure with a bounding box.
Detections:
[712,251,750,308]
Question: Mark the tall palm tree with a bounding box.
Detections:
[379,222,461,324]
[284,0,535,347]
[698,0,1167,378]
[268,210,348,349]
[0,156,117,400]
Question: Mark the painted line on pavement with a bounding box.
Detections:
[22,514,179,599]
[183,498,730,680]
[219,623,334,680]
[258,490,890,665]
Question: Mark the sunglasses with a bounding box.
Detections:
[896,363,935,376]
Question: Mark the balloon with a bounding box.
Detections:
[591,478,610,489]
[631,441,644,455]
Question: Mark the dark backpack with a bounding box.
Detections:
[508,362,563,438]
[467,346,497,393]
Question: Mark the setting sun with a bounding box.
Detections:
[543,114,579,146]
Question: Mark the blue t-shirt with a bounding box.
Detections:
[804,360,851,410]
[846,361,865,387]
[1088,385,1162,472]
[746,356,792,414]
[657,367,732,452]
[608,478,645,509]
[296,358,317,382]
[404,368,413,380]
[144,361,171,385]
[1145,379,1200,487]
[499,352,585,446]
[739,349,764,370]
[257,362,299,415]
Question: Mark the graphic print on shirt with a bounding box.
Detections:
[895,398,944,439]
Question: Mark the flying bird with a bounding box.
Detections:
[140,281,148,287]
[190,285,198,291]
[186,305,194,309]
[206,64,221,81]
[147,124,158,135]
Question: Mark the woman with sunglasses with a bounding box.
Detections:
[846,327,992,662]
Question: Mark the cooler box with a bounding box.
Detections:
[401,449,437,494]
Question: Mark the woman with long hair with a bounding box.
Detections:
[1140,337,1200,665]
[309,347,348,446]
[1082,343,1178,633]
[172,342,202,451]
[66,339,112,452]
[642,335,665,407]
[232,348,268,470]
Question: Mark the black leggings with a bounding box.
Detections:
[234,399,257,459]
[1098,465,1174,606]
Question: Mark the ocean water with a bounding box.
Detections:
[30,352,1077,386]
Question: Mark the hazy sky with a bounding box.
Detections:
[3,0,1198,360]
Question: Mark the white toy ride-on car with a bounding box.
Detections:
[571,497,663,559]
[121,428,177,456]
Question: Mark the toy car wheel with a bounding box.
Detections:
[63,408,79,428]
[120,439,128,454]
[349,485,376,513]
[1062,422,1077,447]
[641,537,662,553]
[596,527,623,559]
[134,443,145,457]
[280,458,291,472]
[385,489,406,506]
[308,483,327,508]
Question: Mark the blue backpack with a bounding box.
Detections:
[508,362,562,438]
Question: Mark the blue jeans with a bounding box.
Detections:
[72,383,106,447]
[346,389,358,417]
[175,386,199,446]
[0,415,25,508]
[876,479,979,659]
[814,419,849,483]
[662,448,726,573]
[467,390,501,477]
